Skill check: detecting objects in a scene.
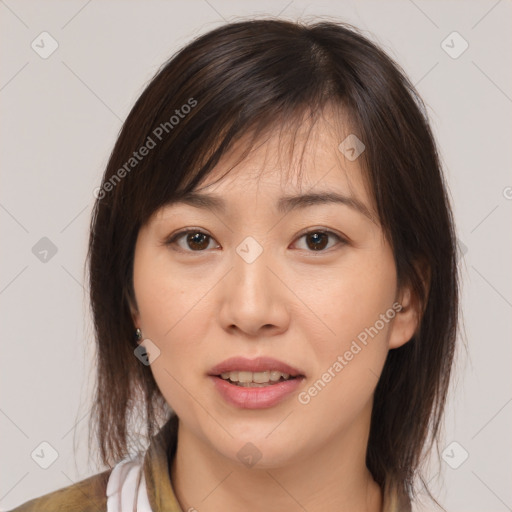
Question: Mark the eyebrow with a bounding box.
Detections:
[171,190,373,219]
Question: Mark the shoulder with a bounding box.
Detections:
[7,468,112,512]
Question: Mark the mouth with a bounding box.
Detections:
[208,356,305,385]
[209,372,305,410]
[215,370,302,387]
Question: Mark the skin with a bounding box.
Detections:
[131,109,420,512]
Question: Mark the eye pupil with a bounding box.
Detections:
[187,232,209,250]
[306,232,328,251]
[173,229,341,253]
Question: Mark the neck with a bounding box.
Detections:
[169,402,382,512]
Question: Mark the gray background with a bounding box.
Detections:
[1,1,511,511]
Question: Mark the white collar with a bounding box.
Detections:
[106,455,153,512]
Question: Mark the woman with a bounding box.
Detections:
[10,17,458,512]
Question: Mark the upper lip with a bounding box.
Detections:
[209,356,305,377]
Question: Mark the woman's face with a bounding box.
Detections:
[131,115,417,468]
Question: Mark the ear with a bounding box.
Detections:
[388,263,430,350]
[388,286,420,349]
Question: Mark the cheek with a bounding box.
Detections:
[132,241,219,368]
[132,247,213,414]
[296,245,397,398]
[300,245,396,338]
[133,241,210,340]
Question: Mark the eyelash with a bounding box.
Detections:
[165,228,348,254]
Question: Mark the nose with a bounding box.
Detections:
[218,243,290,338]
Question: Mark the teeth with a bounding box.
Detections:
[219,370,292,384]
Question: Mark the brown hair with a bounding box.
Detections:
[87,18,459,507]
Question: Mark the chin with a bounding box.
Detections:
[212,432,306,470]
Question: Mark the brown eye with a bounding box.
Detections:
[294,230,346,252]
[185,232,210,250]
[167,230,218,252]
[305,232,329,251]
[166,228,346,254]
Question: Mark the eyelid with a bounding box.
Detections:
[163,228,218,250]
[291,228,349,252]
[293,226,348,244]
[164,227,349,252]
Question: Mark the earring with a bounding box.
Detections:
[135,328,142,342]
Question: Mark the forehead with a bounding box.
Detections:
[144,108,379,230]
[187,111,374,216]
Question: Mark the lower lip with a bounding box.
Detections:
[209,376,304,409]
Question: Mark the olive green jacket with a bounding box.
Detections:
[8,414,411,511]
[8,415,182,512]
